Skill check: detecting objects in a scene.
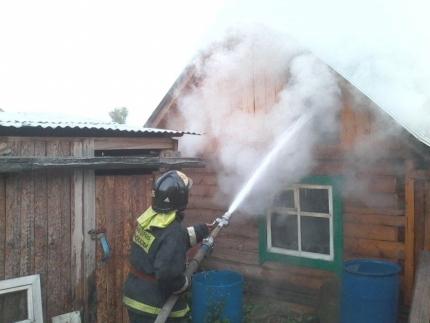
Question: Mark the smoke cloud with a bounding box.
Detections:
[211,0,430,143]
[167,27,342,213]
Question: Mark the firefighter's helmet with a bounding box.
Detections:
[152,170,192,213]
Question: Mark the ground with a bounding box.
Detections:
[243,295,318,323]
[185,291,410,322]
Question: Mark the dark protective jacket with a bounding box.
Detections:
[123,207,209,319]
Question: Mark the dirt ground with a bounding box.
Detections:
[243,295,318,323]
[243,294,409,323]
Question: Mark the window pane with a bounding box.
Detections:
[0,290,28,323]
[271,212,298,250]
[301,217,330,255]
[273,190,295,208]
[299,188,329,213]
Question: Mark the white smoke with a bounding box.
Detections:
[167,27,342,213]
[212,0,430,143]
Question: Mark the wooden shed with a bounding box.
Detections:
[146,55,430,318]
[0,112,202,323]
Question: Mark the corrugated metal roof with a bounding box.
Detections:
[0,112,195,136]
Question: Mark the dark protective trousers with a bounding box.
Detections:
[127,309,189,323]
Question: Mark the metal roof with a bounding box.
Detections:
[0,112,194,136]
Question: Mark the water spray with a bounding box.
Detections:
[154,113,313,323]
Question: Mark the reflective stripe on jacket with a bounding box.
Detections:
[123,296,190,318]
[132,207,176,253]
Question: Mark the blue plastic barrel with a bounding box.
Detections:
[341,259,401,323]
[192,270,243,323]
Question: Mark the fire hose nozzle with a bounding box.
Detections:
[210,211,232,228]
[222,211,232,220]
[214,216,229,227]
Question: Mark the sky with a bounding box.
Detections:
[0,0,226,125]
[0,0,429,136]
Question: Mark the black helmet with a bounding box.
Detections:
[152,170,192,213]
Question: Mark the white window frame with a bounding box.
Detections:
[0,274,43,323]
[267,184,334,261]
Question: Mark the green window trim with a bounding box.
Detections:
[259,175,344,274]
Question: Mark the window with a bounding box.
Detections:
[0,275,43,323]
[259,176,343,272]
[268,185,333,260]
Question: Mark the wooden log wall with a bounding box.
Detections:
[177,101,418,308]
[152,66,430,313]
[0,137,95,322]
[163,83,406,305]
[183,166,336,307]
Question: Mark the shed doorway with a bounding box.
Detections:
[95,174,154,323]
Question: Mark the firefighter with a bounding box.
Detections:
[123,170,211,323]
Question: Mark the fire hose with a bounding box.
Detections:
[154,211,233,323]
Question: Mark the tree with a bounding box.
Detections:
[109,107,128,124]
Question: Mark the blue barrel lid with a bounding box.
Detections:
[344,259,401,277]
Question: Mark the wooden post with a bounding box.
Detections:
[71,141,84,313]
[33,140,48,322]
[82,139,96,322]
[405,159,415,305]
[424,181,430,251]
[0,175,5,280]
[409,251,430,322]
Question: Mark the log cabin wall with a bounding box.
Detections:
[152,71,430,309]
[179,104,414,308]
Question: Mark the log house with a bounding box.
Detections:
[146,59,430,318]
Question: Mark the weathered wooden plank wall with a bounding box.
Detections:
[0,135,178,322]
[0,137,96,322]
[95,174,153,323]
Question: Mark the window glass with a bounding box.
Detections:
[271,212,298,250]
[301,217,330,255]
[273,190,294,208]
[0,290,28,323]
[299,188,329,213]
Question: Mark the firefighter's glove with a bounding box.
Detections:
[206,222,216,231]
